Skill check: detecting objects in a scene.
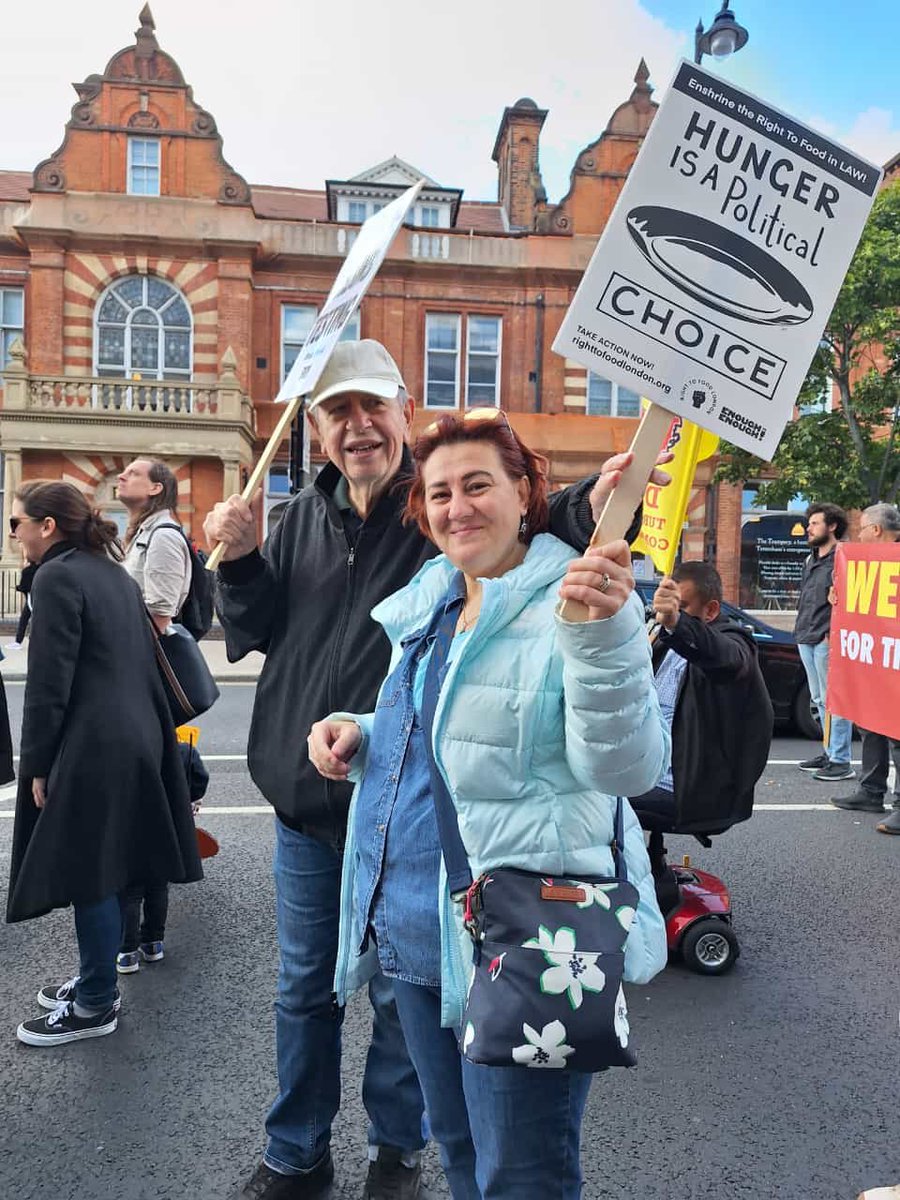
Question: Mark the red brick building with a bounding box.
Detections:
[0,6,876,604]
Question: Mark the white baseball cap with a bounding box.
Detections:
[308,339,405,412]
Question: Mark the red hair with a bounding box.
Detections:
[404,413,550,542]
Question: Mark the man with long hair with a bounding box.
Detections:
[794,502,854,783]
[118,459,190,634]
[117,459,193,971]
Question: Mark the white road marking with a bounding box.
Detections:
[0,803,851,818]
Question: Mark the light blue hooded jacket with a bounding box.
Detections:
[332,533,670,1029]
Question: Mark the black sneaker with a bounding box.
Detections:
[230,1157,334,1200]
[37,976,121,1013]
[830,788,886,814]
[364,1149,422,1199]
[813,762,855,782]
[17,1001,117,1046]
[798,753,829,772]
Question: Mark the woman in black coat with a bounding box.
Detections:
[6,481,202,1047]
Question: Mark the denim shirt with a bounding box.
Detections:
[353,620,465,986]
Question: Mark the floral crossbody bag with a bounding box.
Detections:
[420,578,639,1073]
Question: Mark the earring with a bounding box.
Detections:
[519,516,528,538]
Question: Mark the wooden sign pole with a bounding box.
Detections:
[559,402,673,623]
[205,394,304,572]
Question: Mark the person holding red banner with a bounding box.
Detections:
[829,503,900,832]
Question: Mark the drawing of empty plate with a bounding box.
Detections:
[626,206,814,326]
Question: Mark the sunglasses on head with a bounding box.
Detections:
[423,407,511,438]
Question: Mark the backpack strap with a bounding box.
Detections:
[143,521,186,545]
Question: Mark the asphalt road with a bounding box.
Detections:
[1,683,898,1200]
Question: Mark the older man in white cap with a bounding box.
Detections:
[207,340,659,1200]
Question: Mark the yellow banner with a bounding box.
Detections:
[632,409,718,576]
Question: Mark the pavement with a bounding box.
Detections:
[0,631,265,683]
[2,693,899,1199]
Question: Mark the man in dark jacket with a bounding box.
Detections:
[630,562,773,899]
[206,339,654,1200]
[793,502,854,782]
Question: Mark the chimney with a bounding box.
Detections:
[492,97,548,230]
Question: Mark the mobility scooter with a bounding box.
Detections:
[634,808,741,976]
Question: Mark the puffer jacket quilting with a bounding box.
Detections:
[333,533,670,1027]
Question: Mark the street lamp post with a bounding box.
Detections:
[694,1,749,65]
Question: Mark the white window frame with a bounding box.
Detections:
[586,372,641,417]
[0,287,25,368]
[424,313,462,410]
[93,275,192,381]
[281,303,361,382]
[127,137,161,196]
[465,315,502,409]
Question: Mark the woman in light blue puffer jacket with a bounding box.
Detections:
[309,411,669,1200]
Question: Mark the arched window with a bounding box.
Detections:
[94,276,192,381]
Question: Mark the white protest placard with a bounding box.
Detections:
[205,179,423,570]
[553,59,883,459]
[276,178,424,403]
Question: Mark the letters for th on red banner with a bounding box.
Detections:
[827,543,900,740]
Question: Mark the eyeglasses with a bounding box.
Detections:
[9,516,36,533]
[423,407,511,438]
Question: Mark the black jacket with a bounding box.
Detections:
[216,450,599,837]
[793,545,838,645]
[7,543,202,924]
[654,612,773,834]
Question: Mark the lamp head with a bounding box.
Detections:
[697,2,749,61]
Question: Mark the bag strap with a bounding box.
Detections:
[420,575,473,899]
[420,573,629,892]
[144,522,189,549]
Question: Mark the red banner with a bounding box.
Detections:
[827,543,900,739]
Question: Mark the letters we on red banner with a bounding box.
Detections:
[827,543,900,740]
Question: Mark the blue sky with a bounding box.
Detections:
[1,1,897,202]
[640,0,899,162]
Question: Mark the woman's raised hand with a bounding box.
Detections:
[558,539,634,622]
[308,719,363,781]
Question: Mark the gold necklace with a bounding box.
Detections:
[457,602,480,633]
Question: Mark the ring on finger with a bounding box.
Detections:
[597,572,612,594]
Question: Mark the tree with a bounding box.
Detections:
[717,181,900,510]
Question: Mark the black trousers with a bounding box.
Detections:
[120,883,169,952]
[860,729,900,799]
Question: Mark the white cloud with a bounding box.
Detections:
[3,1,895,206]
[0,0,685,201]
[836,108,900,168]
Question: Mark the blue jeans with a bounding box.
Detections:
[798,640,853,764]
[74,894,124,1011]
[264,819,426,1175]
[392,979,592,1200]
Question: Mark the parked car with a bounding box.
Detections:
[634,579,819,740]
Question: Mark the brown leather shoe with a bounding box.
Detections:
[231,1157,334,1200]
